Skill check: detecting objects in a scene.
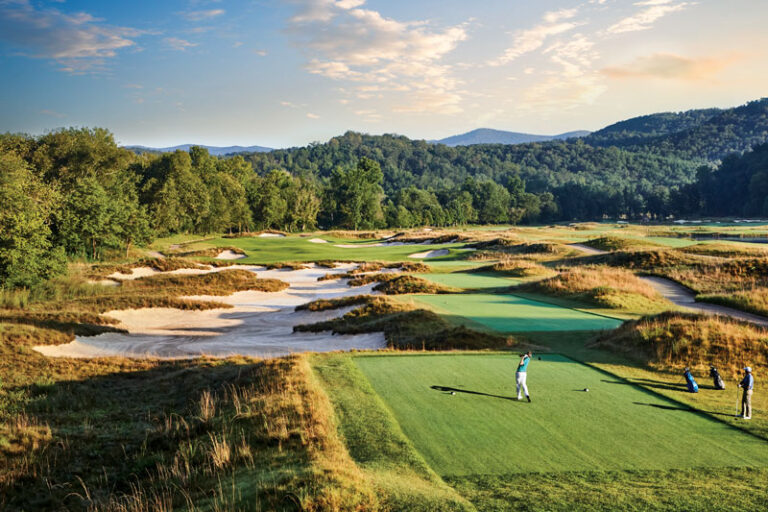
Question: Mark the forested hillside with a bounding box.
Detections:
[585,98,768,161]
[2,98,768,288]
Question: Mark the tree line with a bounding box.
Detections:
[0,126,766,288]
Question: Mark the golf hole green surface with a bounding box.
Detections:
[415,272,519,290]
[413,293,622,332]
[354,354,768,477]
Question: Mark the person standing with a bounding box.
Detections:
[516,351,532,402]
[739,367,754,420]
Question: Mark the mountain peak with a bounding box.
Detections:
[435,128,589,147]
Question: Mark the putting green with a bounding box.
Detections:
[413,293,621,332]
[414,272,519,290]
[355,354,768,476]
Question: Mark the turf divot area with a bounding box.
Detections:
[354,354,768,477]
[412,293,622,332]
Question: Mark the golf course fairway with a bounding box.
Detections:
[414,272,519,290]
[412,293,622,332]
[354,354,768,476]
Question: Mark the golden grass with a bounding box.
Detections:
[372,275,457,295]
[520,266,673,312]
[592,312,768,376]
[700,288,768,318]
[476,258,555,278]
[295,296,514,350]
[583,236,663,251]
[678,242,768,258]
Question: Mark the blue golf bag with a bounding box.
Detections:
[683,369,699,393]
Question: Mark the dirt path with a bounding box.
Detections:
[568,243,768,327]
[638,276,768,327]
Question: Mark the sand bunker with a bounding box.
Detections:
[108,266,214,281]
[258,233,285,238]
[216,250,246,260]
[309,238,329,244]
[409,249,450,259]
[35,264,386,359]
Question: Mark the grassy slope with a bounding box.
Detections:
[409,293,622,332]
[353,354,768,476]
[310,353,475,511]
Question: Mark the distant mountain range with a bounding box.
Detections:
[434,128,590,147]
[125,144,272,156]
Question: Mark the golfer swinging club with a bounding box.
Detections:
[516,351,532,402]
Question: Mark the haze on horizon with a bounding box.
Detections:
[0,0,766,148]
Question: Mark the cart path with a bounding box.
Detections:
[567,243,768,328]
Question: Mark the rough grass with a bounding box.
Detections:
[85,257,207,278]
[295,296,514,350]
[591,311,768,375]
[266,261,310,270]
[169,246,247,259]
[372,275,457,295]
[472,259,554,278]
[699,288,768,318]
[583,236,664,251]
[0,352,379,511]
[678,242,768,258]
[518,266,673,312]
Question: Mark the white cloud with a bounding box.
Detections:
[606,0,692,34]
[180,9,225,22]
[306,112,320,119]
[39,109,66,118]
[164,37,197,51]
[0,0,140,72]
[603,52,739,80]
[252,49,268,56]
[490,8,580,66]
[287,1,468,114]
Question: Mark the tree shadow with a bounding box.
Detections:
[430,385,518,401]
[601,378,687,392]
[632,402,741,420]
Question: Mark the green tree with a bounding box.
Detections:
[0,153,65,287]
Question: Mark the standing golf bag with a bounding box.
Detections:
[709,366,726,390]
[683,368,699,393]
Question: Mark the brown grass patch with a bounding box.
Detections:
[699,288,768,318]
[583,236,664,252]
[591,312,768,376]
[372,275,456,295]
[519,266,672,312]
[295,296,514,350]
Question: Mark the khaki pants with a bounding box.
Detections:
[742,389,753,418]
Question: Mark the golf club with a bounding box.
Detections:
[735,381,742,417]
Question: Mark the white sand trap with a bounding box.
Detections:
[258,233,285,238]
[216,250,246,260]
[309,238,329,244]
[409,249,450,259]
[87,279,121,287]
[35,263,386,359]
[108,265,215,281]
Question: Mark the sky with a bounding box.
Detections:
[0,0,766,148]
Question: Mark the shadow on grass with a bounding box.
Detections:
[633,402,740,420]
[601,378,687,392]
[430,385,518,401]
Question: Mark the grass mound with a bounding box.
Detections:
[699,289,768,318]
[473,259,554,278]
[295,296,513,350]
[86,257,206,278]
[265,261,309,270]
[122,268,288,295]
[678,242,768,258]
[372,275,457,295]
[171,246,246,259]
[583,236,663,251]
[519,266,672,312]
[591,312,768,375]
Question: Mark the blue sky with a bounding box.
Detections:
[0,0,766,148]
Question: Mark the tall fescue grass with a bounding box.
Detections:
[592,312,768,376]
[519,266,673,312]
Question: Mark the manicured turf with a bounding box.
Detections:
[415,272,519,290]
[204,236,473,264]
[413,293,622,332]
[354,354,768,477]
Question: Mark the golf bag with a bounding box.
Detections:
[709,367,726,390]
[683,369,699,393]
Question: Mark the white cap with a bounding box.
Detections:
[744,367,752,372]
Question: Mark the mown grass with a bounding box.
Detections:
[310,353,474,511]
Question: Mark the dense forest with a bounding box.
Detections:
[2,98,768,288]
